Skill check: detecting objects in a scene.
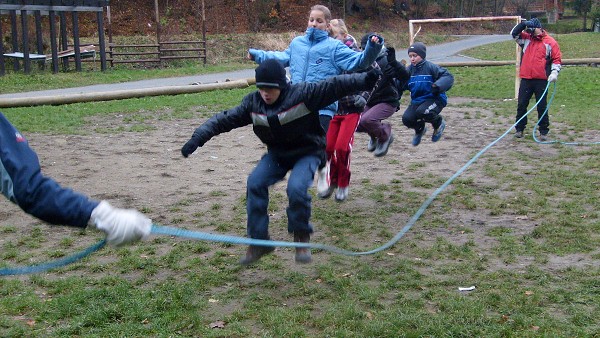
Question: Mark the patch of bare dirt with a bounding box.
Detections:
[1,98,597,282]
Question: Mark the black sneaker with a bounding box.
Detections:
[514,130,524,138]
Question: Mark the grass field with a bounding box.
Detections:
[0,32,599,337]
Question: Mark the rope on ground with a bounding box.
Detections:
[532,83,600,145]
[0,240,106,276]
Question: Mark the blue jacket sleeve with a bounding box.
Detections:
[333,34,384,72]
[0,113,98,227]
[248,47,291,67]
[433,64,454,93]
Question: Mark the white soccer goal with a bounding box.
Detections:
[409,16,522,98]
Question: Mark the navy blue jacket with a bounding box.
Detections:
[406,60,454,106]
[0,113,97,227]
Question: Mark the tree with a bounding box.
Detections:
[567,0,593,30]
[508,0,534,17]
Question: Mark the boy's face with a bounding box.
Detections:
[258,87,281,105]
[408,52,423,65]
[307,10,329,31]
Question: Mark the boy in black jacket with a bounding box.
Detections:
[181,59,380,265]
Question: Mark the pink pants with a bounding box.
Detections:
[325,113,360,188]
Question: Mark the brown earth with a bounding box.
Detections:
[2,97,596,281]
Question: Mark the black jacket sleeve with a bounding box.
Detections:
[302,73,372,112]
[190,94,254,147]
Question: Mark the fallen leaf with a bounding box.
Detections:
[365,312,374,320]
[316,278,322,283]
[499,314,510,323]
[531,325,540,331]
[342,273,352,277]
[516,215,529,220]
[141,318,149,324]
[27,320,35,327]
[386,252,395,256]
[525,291,534,296]
[209,298,219,303]
[209,320,226,329]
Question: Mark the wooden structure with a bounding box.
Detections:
[0,0,108,76]
[105,0,206,66]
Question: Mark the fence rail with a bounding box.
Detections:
[107,41,206,66]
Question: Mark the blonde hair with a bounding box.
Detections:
[329,19,348,34]
[310,5,332,22]
[330,18,349,37]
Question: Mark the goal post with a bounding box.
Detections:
[408,16,522,98]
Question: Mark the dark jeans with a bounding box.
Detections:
[516,78,549,134]
[402,98,445,133]
[246,152,321,239]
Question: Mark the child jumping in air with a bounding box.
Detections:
[402,42,454,146]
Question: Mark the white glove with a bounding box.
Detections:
[90,201,152,247]
[548,70,558,83]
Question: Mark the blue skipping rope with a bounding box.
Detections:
[532,82,600,145]
[2,80,597,276]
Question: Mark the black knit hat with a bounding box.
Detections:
[527,17,542,28]
[255,59,287,89]
[408,42,426,59]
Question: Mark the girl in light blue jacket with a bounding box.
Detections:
[247,5,383,133]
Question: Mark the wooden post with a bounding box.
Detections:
[72,11,82,71]
[20,9,31,74]
[155,0,162,67]
[515,16,521,99]
[0,18,4,76]
[49,10,59,73]
[106,5,113,68]
[97,9,107,71]
[34,10,44,70]
[59,11,69,70]
[202,0,206,65]
[10,11,19,71]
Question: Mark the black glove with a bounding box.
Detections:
[181,137,201,157]
[386,47,397,63]
[365,68,382,88]
[431,84,440,95]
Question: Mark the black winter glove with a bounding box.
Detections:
[431,84,440,95]
[386,47,397,63]
[181,136,201,158]
[365,68,382,88]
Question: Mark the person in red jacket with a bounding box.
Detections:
[511,18,562,141]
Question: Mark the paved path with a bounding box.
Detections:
[0,35,512,100]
